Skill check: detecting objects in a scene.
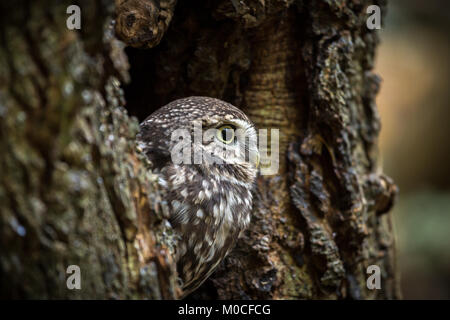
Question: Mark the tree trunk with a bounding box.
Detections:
[0,0,399,299]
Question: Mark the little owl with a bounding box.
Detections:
[137,96,259,298]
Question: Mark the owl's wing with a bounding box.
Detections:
[168,201,190,228]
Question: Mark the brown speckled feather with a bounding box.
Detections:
[137,97,258,297]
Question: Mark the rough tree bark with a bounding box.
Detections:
[0,0,399,299]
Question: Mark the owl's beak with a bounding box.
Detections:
[254,153,260,168]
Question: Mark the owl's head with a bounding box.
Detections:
[138,97,259,182]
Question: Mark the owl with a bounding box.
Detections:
[137,96,259,298]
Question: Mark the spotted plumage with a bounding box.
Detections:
[137,96,259,297]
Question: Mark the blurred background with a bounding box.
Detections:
[376,0,450,299]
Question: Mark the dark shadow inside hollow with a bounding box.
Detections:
[122,46,162,122]
[121,1,251,124]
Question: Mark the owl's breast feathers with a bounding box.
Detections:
[161,163,253,297]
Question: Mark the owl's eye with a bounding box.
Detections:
[216,125,235,144]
